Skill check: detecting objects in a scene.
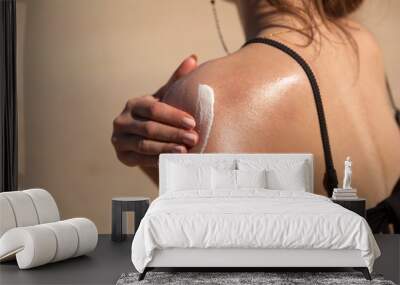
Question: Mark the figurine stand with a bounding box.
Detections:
[332,188,358,200]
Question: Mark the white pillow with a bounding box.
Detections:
[236,169,268,188]
[167,163,212,191]
[266,163,306,191]
[212,168,236,190]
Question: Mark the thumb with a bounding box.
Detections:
[154,54,198,99]
[167,54,198,85]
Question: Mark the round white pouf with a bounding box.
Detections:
[23,189,60,223]
[0,195,17,237]
[0,225,57,269]
[0,218,98,269]
[0,192,39,227]
[42,221,79,262]
[64,218,98,257]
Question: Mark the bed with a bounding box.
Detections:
[131,153,380,281]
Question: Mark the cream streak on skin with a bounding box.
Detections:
[162,84,215,153]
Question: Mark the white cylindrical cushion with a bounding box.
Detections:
[0,218,97,269]
[64,218,98,257]
[42,221,78,262]
[1,192,39,227]
[0,226,57,269]
[23,189,60,223]
[0,195,17,237]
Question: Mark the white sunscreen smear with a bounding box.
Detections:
[190,84,215,153]
[161,83,215,153]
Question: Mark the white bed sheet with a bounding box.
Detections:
[131,190,380,273]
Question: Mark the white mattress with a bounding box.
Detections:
[131,190,380,273]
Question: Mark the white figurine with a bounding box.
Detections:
[342,156,352,189]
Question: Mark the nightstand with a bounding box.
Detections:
[112,197,150,242]
[331,198,366,218]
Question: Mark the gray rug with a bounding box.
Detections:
[116,272,396,285]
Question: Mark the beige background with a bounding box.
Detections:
[16,0,400,233]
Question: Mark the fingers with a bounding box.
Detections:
[154,54,198,99]
[114,114,199,147]
[129,95,196,130]
[112,134,187,155]
[112,54,199,168]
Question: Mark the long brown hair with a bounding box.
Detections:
[264,0,364,49]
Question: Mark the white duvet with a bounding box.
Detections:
[131,190,380,273]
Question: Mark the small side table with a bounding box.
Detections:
[112,197,150,242]
[331,198,366,218]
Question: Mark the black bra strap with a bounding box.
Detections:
[243,37,338,196]
[385,76,400,127]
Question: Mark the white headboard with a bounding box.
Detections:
[159,153,314,195]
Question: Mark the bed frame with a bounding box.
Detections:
[139,248,371,280]
[138,154,371,281]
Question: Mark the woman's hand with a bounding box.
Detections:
[112,55,199,167]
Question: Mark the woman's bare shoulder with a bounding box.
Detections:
[164,51,311,152]
[170,48,307,105]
